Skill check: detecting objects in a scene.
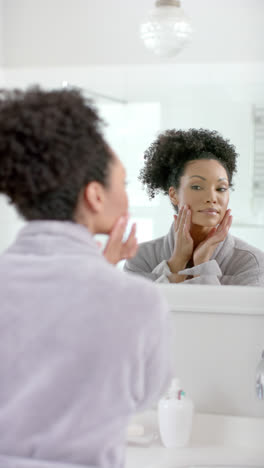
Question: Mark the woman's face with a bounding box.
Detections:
[171,159,230,227]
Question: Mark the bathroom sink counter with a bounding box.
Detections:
[125,410,264,468]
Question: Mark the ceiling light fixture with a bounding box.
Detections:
[140,0,193,57]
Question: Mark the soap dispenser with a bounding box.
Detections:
[158,378,194,448]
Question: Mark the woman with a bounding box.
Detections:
[0,87,171,468]
[124,129,264,286]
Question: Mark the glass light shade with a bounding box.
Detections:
[140,1,193,57]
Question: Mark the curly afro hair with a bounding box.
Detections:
[0,86,113,221]
[139,128,238,200]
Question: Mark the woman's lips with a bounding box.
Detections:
[198,209,219,215]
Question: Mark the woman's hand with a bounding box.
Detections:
[102,215,138,265]
[167,205,194,274]
[193,209,232,266]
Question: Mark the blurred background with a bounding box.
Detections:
[0,0,264,252]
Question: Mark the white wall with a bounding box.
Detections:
[2,0,264,67]
[170,311,264,419]
[160,285,264,419]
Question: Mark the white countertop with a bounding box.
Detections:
[125,410,264,468]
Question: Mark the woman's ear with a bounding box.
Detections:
[83,181,105,214]
[169,186,179,207]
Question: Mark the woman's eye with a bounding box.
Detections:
[191,185,201,190]
[217,187,228,192]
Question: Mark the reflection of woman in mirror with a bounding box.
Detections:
[0,87,171,466]
[124,129,264,286]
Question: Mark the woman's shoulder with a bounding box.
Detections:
[231,235,264,267]
[124,233,168,274]
[137,234,167,256]
[127,223,175,267]
[215,234,264,285]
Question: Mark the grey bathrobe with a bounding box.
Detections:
[124,223,264,286]
[0,221,171,468]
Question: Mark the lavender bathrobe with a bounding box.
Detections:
[124,223,264,286]
[0,221,171,468]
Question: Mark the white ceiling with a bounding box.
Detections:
[2,0,264,67]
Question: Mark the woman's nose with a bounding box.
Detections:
[205,190,217,203]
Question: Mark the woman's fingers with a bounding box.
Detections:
[103,215,129,264]
[217,209,231,231]
[124,239,138,259]
[209,209,232,243]
[122,223,138,258]
[219,209,232,233]
[225,213,233,233]
[178,206,185,232]
[109,215,128,244]
[193,209,232,266]
[174,205,193,242]
[103,216,139,264]
[177,205,186,233]
[174,206,183,231]
[178,205,192,240]
[184,208,192,238]
[170,205,193,267]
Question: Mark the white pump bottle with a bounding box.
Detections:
[158,378,194,448]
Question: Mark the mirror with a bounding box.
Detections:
[0,0,263,253]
